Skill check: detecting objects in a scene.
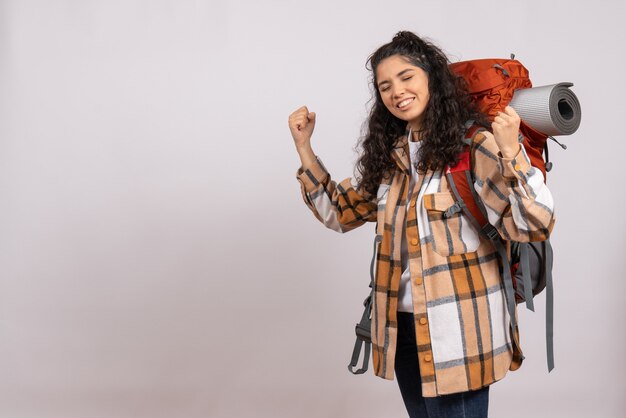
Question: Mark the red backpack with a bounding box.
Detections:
[447,57,556,371]
[450,56,557,178]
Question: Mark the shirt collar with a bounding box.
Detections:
[391,126,411,174]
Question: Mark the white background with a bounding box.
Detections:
[1,0,624,417]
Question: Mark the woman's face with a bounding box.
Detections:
[375,54,430,132]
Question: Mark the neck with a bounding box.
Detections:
[408,117,425,141]
[409,125,423,142]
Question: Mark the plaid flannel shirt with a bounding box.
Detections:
[296,129,555,397]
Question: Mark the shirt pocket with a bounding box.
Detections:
[423,192,480,257]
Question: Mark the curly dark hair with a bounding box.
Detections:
[355,31,487,197]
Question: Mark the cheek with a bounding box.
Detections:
[382,96,396,113]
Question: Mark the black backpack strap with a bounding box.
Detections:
[519,243,536,311]
[348,294,372,374]
[348,234,382,375]
[513,240,554,370]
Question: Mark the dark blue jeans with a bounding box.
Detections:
[395,312,490,418]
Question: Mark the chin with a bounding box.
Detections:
[393,112,414,122]
[400,113,421,124]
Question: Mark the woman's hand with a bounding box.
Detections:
[288,106,316,150]
[288,106,317,170]
[491,106,522,159]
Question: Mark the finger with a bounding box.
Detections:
[492,115,506,125]
[290,110,304,121]
[290,106,308,119]
[296,112,315,128]
[293,106,309,117]
[290,116,305,130]
[503,108,520,125]
[288,112,301,124]
[496,110,512,120]
[296,120,307,130]
[298,109,311,122]
[504,105,518,117]
[291,112,305,122]
[495,113,515,125]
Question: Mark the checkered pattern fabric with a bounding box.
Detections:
[296,129,555,397]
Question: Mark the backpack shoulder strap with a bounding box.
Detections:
[445,125,497,238]
[348,233,381,375]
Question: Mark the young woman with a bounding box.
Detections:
[288,31,554,418]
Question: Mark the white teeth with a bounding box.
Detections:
[397,98,414,108]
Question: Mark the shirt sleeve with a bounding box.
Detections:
[296,156,377,233]
[471,130,556,242]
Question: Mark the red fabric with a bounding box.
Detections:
[447,150,471,173]
[448,148,488,227]
[450,58,548,180]
[450,169,488,227]
[449,58,532,120]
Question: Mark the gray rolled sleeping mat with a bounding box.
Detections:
[509,82,582,136]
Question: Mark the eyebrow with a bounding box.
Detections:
[377,69,415,88]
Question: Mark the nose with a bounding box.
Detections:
[391,84,405,99]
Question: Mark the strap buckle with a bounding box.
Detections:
[481,224,501,241]
[443,202,462,219]
[355,323,371,343]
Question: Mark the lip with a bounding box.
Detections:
[396,97,415,110]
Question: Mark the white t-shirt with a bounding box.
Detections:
[397,130,422,313]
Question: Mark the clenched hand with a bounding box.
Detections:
[491,106,522,159]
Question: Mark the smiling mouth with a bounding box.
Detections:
[396,97,415,109]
